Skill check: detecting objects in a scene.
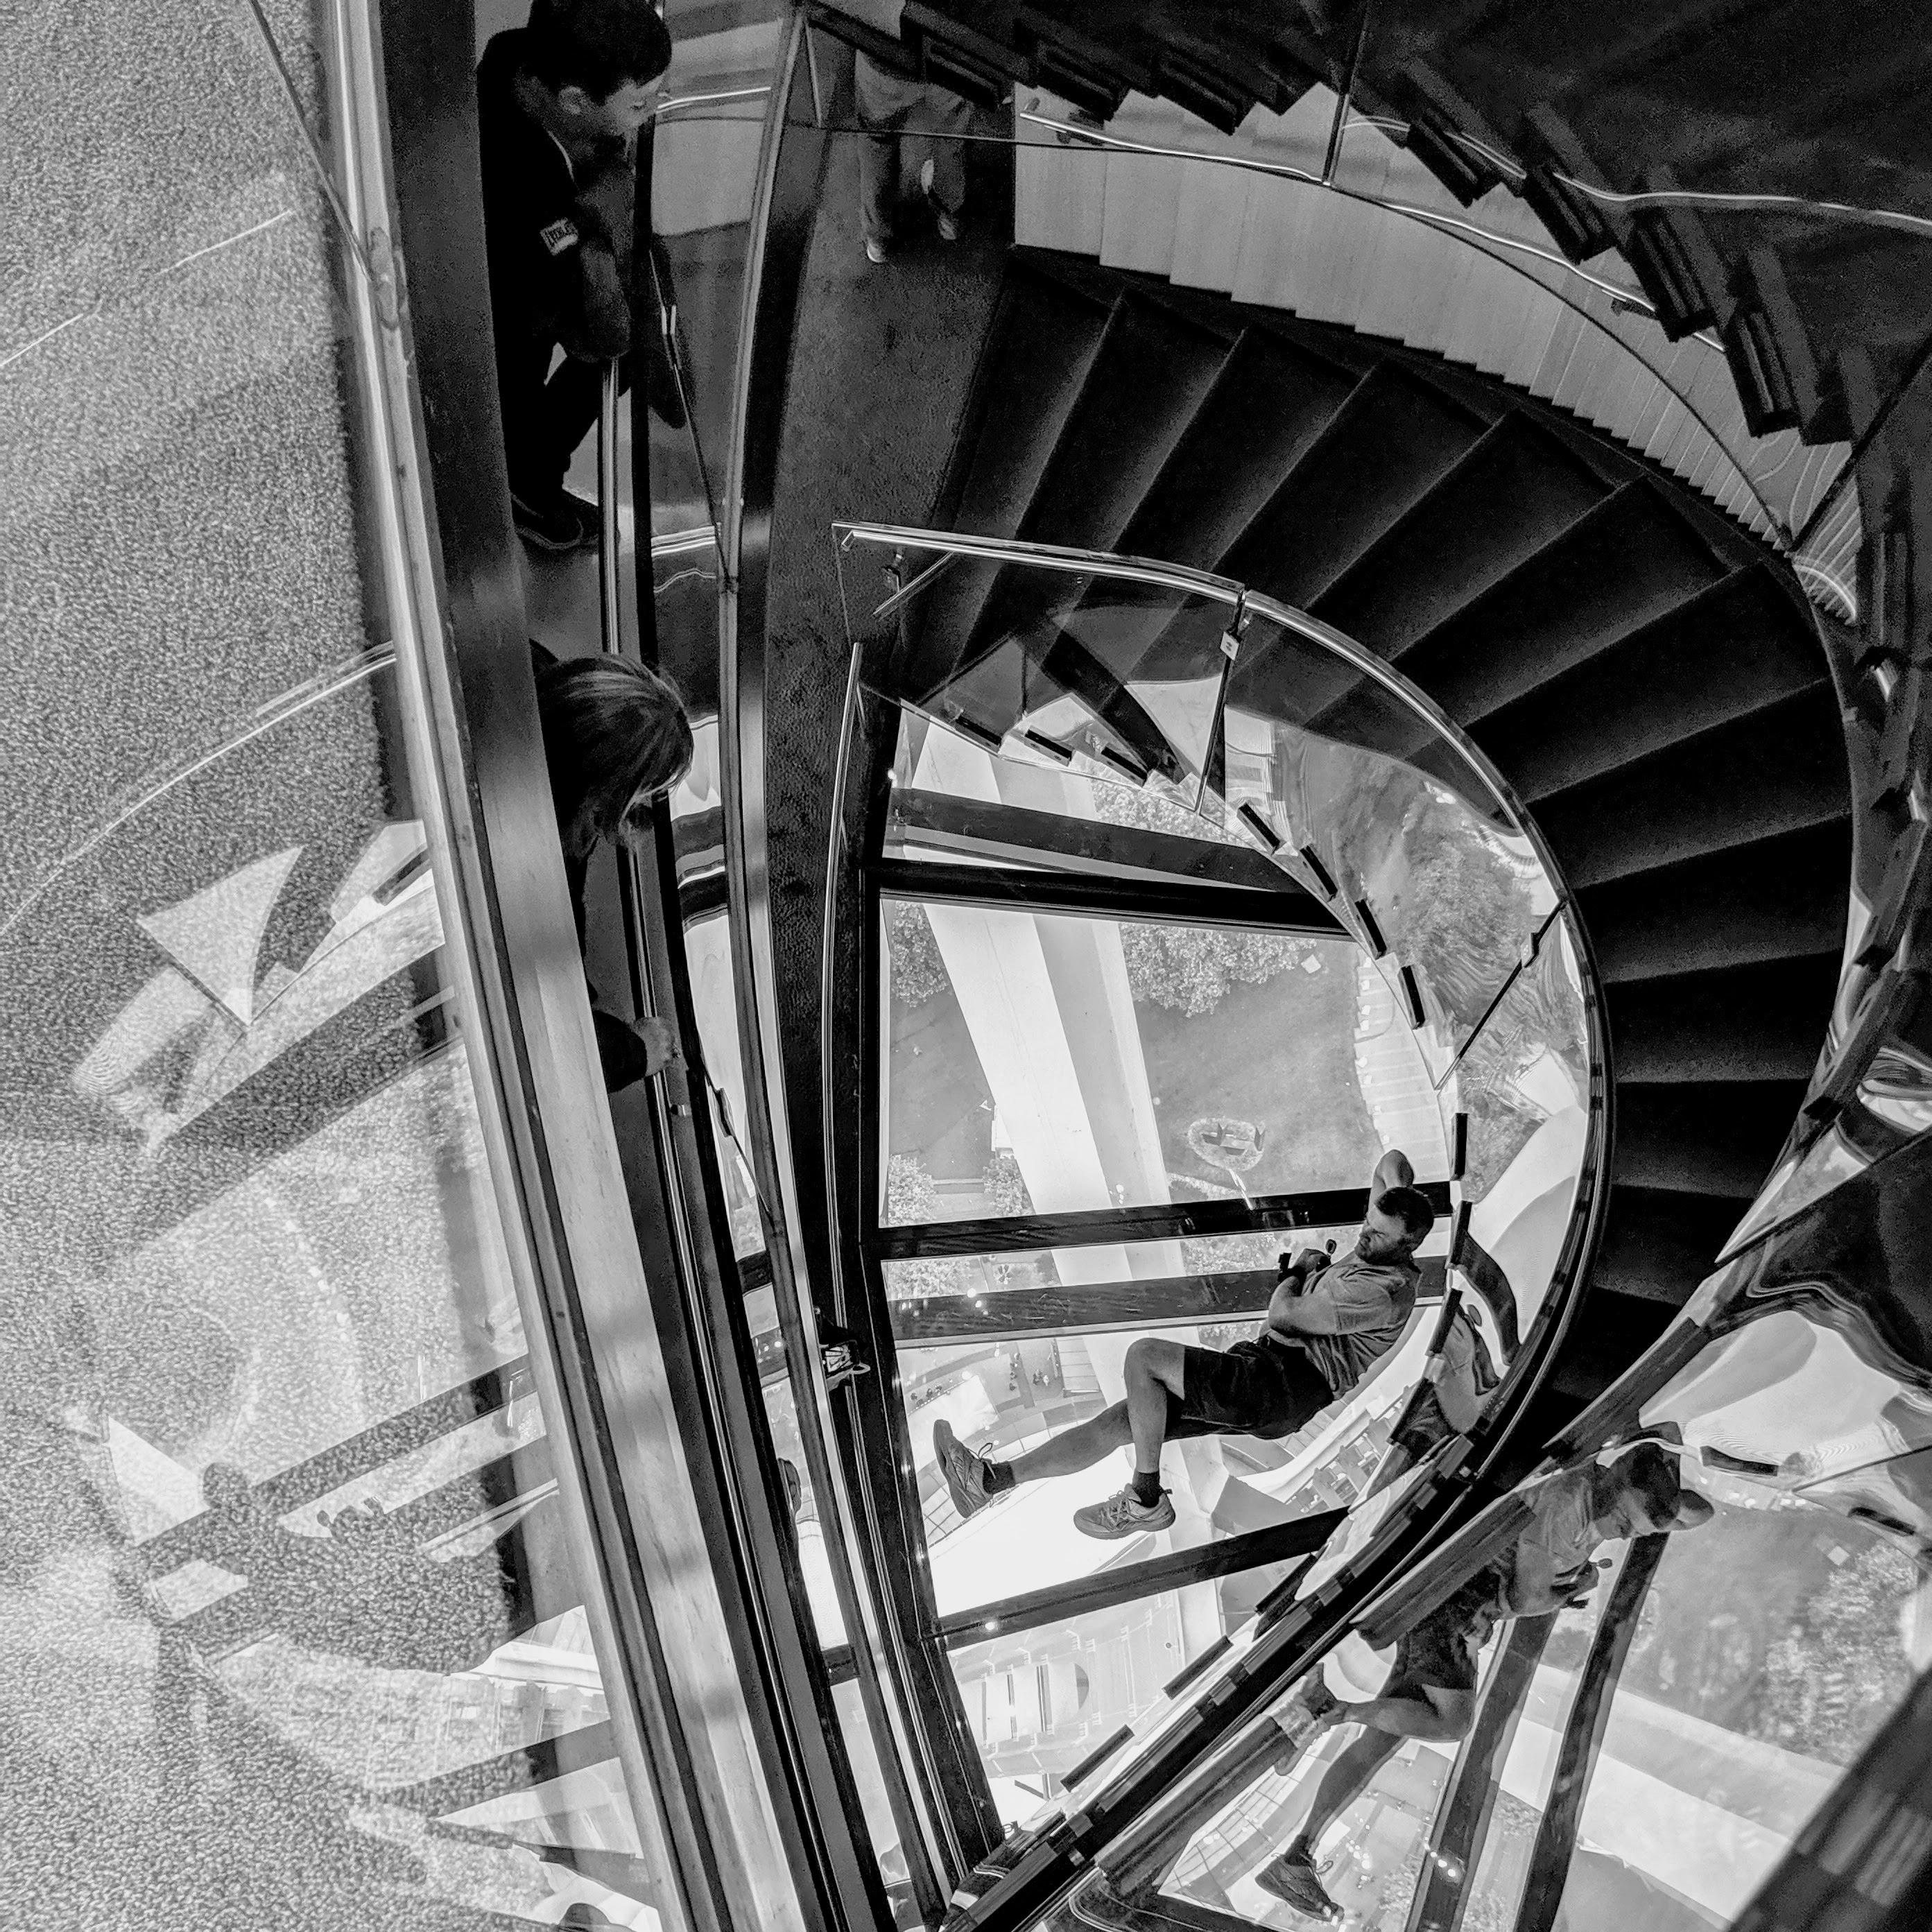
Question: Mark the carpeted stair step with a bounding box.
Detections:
[1219,361,1490,607]
[1606,954,1843,1085]
[1612,1081,1809,1197]
[1331,479,1726,764]
[1527,685,1849,890]
[932,262,1113,537]
[1017,293,1236,554]
[1474,565,1830,802]
[1584,1186,1755,1307]
[1548,1286,1682,1399]
[949,295,1240,682]
[1579,818,1852,983]
[1114,329,1360,579]
[1310,412,1610,656]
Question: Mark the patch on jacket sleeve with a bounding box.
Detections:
[540,217,580,255]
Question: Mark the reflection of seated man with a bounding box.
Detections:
[933,1151,1433,1541]
[1256,1444,1709,1919]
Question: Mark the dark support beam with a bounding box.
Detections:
[890,787,1288,892]
[873,1181,1453,1259]
[890,1261,1448,1343]
[1516,1535,1671,1932]
[873,859,1345,935]
[935,1512,1346,1647]
[1405,1611,1557,1930]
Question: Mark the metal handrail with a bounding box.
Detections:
[836,519,1245,604]
[1012,104,1803,545]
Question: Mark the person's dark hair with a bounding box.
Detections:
[1378,1184,1435,1245]
[524,0,673,101]
[536,653,693,857]
[1598,1442,1682,1528]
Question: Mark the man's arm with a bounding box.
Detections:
[1370,1148,1414,1205]
[1266,1261,1365,1341]
[564,159,637,359]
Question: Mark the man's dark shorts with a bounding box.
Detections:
[1168,1339,1334,1444]
[1386,1573,1501,1698]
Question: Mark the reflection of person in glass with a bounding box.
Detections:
[854,51,973,265]
[1257,1445,1711,1920]
[477,0,674,552]
[535,646,693,1086]
[933,1151,1433,1539]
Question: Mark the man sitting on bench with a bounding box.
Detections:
[933,1150,1435,1540]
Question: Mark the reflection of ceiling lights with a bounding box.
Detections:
[73,822,439,1150]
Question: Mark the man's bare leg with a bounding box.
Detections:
[1003,1336,1188,1489]
[1259,1686,1471,1911]
[1004,1401,1132,1483]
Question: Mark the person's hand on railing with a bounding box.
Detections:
[632,1010,683,1078]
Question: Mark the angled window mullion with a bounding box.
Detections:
[873,856,1345,935]
[888,786,1288,892]
[1513,1533,1671,1932]
[934,1512,1346,1652]
[872,1182,1451,1259]
[1403,1608,1560,1932]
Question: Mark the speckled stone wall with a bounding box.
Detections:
[1,3,662,1924]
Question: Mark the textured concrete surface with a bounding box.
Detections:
[3,4,652,1922]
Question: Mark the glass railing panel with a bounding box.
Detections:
[1219,607,1560,1087]
[1527,1476,1921,1928]
[948,1569,1308,1832]
[881,1223,1365,1316]
[1444,915,1594,1332]
[878,897,1386,1223]
[897,1255,1450,1621]
[883,714,1261,871]
[841,533,1241,813]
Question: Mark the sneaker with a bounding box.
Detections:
[864,236,890,265]
[511,485,598,553]
[920,159,962,241]
[1254,1847,1339,1919]
[1073,1482,1176,1540]
[933,1420,992,1520]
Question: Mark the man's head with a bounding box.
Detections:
[1593,1442,1713,1539]
[524,0,673,139]
[1357,1185,1434,1263]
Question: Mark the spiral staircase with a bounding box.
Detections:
[919,246,1852,1422]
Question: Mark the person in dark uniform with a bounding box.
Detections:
[933,1150,1434,1540]
[477,0,674,551]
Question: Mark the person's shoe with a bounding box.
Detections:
[1073,1482,1176,1539]
[1254,1847,1339,1919]
[511,485,598,553]
[933,1420,992,1520]
[920,159,962,240]
[864,236,890,265]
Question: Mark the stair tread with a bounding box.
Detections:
[1580,820,1851,982]
[1220,361,1490,608]
[1605,954,1840,1084]
[1399,481,1729,724]
[1116,330,1360,570]
[1530,684,1849,889]
[1311,411,1611,655]
[1478,566,1834,802]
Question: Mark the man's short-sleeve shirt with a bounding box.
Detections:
[1517,1465,1598,1580]
[1296,1250,1421,1397]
